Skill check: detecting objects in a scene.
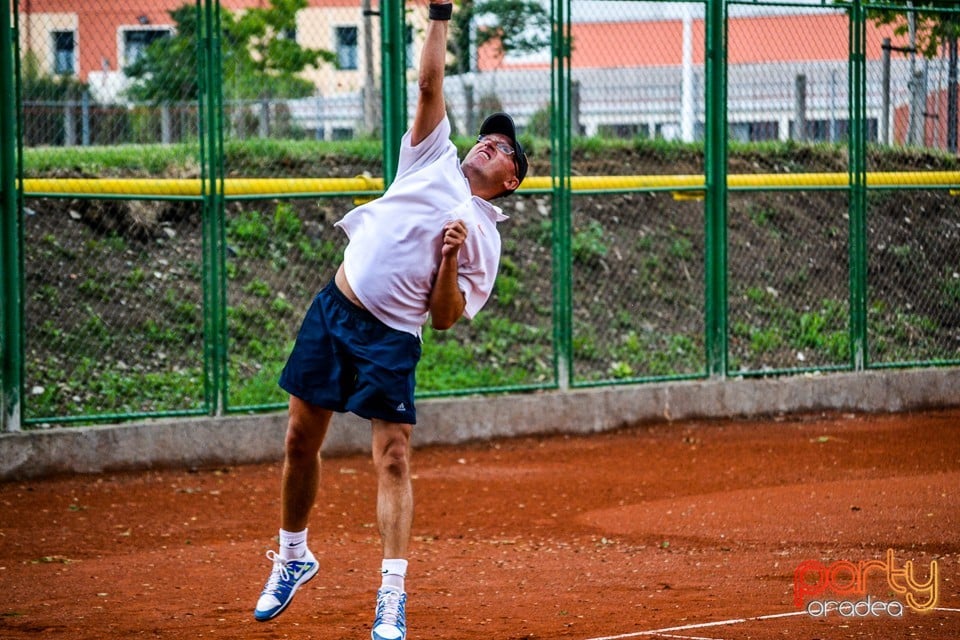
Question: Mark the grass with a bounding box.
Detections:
[22,138,384,176]
[23,143,201,175]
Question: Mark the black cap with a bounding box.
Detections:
[479,112,528,187]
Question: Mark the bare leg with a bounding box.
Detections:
[254,396,330,622]
[371,419,414,558]
[281,395,333,532]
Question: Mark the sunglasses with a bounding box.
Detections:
[477,134,515,156]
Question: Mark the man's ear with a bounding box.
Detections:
[503,175,520,193]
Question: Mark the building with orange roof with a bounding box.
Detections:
[15,1,959,148]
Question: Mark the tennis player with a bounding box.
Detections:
[252,2,528,639]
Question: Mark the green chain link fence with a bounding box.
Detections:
[2,0,958,430]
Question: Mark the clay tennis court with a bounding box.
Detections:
[1,408,958,639]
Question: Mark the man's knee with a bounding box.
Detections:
[285,398,329,462]
[285,424,321,462]
[374,425,412,480]
[382,440,410,478]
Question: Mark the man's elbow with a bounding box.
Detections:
[418,73,442,99]
[430,303,465,331]
[431,314,458,331]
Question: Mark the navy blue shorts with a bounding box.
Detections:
[278,279,421,424]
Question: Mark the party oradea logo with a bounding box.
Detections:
[794,549,938,618]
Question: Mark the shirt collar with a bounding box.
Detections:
[474,196,509,222]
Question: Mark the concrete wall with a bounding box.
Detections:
[1,367,957,481]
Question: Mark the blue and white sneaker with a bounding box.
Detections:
[253,549,319,621]
[371,587,407,640]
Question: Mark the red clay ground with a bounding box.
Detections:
[1,408,958,640]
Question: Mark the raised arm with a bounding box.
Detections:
[410,1,453,146]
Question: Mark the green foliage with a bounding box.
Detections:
[21,52,89,101]
[125,0,335,103]
[446,0,550,74]
[244,279,272,298]
[495,256,521,306]
[669,237,694,261]
[23,143,199,175]
[590,328,702,380]
[943,270,960,303]
[230,209,272,249]
[866,2,960,59]
[527,103,552,139]
[273,202,302,241]
[747,204,777,228]
[475,0,551,59]
[572,220,608,264]
[223,137,383,169]
[418,318,551,391]
[735,295,850,365]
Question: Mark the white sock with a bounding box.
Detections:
[279,528,308,561]
[380,558,408,592]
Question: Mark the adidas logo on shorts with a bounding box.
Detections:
[396,402,406,412]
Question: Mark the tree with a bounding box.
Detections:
[473,0,551,65]
[21,51,88,103]
[868,1,959,151]
[446,0,551,74]
[444,0,551,133]
[125,0,335,104]
[20,51,93,146]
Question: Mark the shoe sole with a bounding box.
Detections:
[254,562,320,622]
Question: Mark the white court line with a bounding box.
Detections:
[585,611,806,640]
[584,607,960,640]
[643,634,725,640]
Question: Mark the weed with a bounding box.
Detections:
[273,202,302,242]
[125,268,147,288]
[572,220,608,264]
[229,209,271,251]
[943,271,960,303]
[669,237,694,261]
[244,279,272,298]
[494,257,525,308]
[747,204,777,228]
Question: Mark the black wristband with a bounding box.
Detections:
[429,3,453,20]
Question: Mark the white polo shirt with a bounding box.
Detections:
[335,117,508,338]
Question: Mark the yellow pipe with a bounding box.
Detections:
[19,171,960,197]
[20,176,387,196]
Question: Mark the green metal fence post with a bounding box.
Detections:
[1,0,23,431]
[848,0,868,370]
[704,0,729,378]
[551,0,572,389]
[199,0,228,414]
[380,0,407,185]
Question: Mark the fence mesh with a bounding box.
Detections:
[5,0,959,427]
[727,190,851,374]
[23,197,207,420]
[866,189,960,365]
[571,192,706,382]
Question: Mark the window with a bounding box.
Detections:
[730,121,779,142]
[123,29,169,66]
[335,26,358,70]
[53,31,76,75]
[788,119,877,144]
